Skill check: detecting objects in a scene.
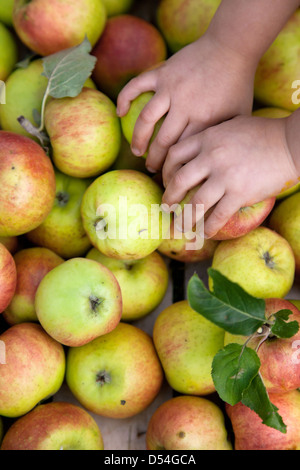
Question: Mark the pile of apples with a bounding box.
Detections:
[0,0,300,451]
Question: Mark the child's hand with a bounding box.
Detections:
[161,115,299,239]
[117,33,256,173]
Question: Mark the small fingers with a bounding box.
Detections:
[116,71,158,117]
[204,194,242,239]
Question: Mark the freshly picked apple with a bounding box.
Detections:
[66,322,164,419]
[0,21,17,81]
[101,0,134,17]
[35,258,122,347]
[153,300,225,396]
[146,395,232,450]
[81,169,170,260]
[1,402,104,450]
[26,169,92,259]
[0,243,17,313]
[0,0,14,26]
[86,248,169,322]
[0,323,65,418]
[4,247,64,325]
[0,131,56,237]
[12,0,107,56]
[92,15,167,99]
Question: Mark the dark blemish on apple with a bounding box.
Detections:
[11,166,15,170]
[171,251,177,256]
[120,400,126,405]
[178,432,185,439]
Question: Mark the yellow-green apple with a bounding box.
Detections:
[92,15,167,99]
[153,300,225,395]
[35,257,122,347]
[0,322,65,418]
[254,9,300,112]
[0,131,56,237]
[12,0,106,56]
[146,395,232,450]
[110,136,147,173]
[0,58,96,139]
[0,0,14,25]
[0,243,17,313]
[0,236,18,254]
[102,0,133,17]
[81,169,170,260]
[156,0,221,53]
[269,192,300,279]
[226,390,300,450]
[44,88,121,178]
[86,248,169,322]
[210,227,295,299]
[0,402,104,450]
[26,170,92,259]
[224,298,300,394]
[4,247,64,325]
[66,322,164,419]
[0,21,18,81]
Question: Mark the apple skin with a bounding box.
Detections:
[0,323,65,418]
[92,15,167,99]
[0,22,17,82]
[156,0,221,53]
[81,169,170,260]
[0,0,14,26]
[35,257,122,347]
[66,322,164,419]
[254,9,300,112]
[0,402,104,450]
[153,300,225,396]
[86,248,169,322]
[269,192,300,280]
[4,247,64,325]
[102,0,134,17]
[13,0,106,56]
[0,243,17,313]
[45,88,121,178]
[26,169,92,259]
[224,298,300,394]
[0,131,56,237]
[210,226,295,299]
[226,390,300,450]
[110,136,148,173]
[289,299,300,310]
[0,236,18,254]
[0,59,96,140]
[146,395,232,450]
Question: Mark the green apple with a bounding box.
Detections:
[0,58,96,139]
[81,169,170,260]
[0,242,17,313]
[86,248,169,322]
[0,402,104,450]
[146,395,232,450]
[227,390,300,450]
[13,0,107,56]
[66,322,164,419]
[269,192,300,279]
[156,0,221,53]
[254,9,300,111]
[45,88,121,178]
[210,226,295,299]
[0,131,56,237]
[0,21,17,82]
[92,15,167,99]
[4,247,64,325]
[289,299,300,310]
[35,258,122,347]
[0,0,14,26]
[224,298,300,394]
[153,300,225,396]
[26,169,92,259]
[102,0,134,17]
[0,323,65,418]
[110,136,148,173]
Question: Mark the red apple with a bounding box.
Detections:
[4,247,64,325]
[0,236,19,254]
[226,390,300,450]
[92,14,167,99]
[0,243,17,313]
[0,131,56,237]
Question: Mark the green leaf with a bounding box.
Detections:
[270,309,299,339]
[242,374,287,434]
[42,36,97,99]
[187,271,266,336]
[212,343,261,406]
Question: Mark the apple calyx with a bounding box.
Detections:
[263,251,275,269]
[96,370,111,386]
[94,217,108,233]
[89,295,104,313]
[56,191,70,207]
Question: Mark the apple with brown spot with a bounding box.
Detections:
[0,243,17,313]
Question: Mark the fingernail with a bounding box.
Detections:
[175,222,184,233]
[146,166,157,174]
[131,147,143,157]
[116,107,120,116]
